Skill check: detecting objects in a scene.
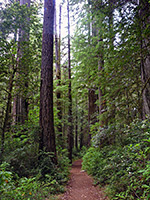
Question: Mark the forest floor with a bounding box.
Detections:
[58,160,109,200]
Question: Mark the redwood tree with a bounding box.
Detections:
[39,0,57,164]
[67,0,73,162]
[12,0,30,124]
[54,3,63,145]
[140,0,150,119]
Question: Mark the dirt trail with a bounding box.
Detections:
[59,160,108,200]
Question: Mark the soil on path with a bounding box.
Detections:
[59,160,108,200]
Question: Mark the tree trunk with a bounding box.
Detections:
[108,0,114,49]
[62,65,68,140]
[1,59,16,157]
[67,0,73,162]
[39,0,57,164]
[88,89,98,145]
[98,57,105,119]
[12,0,30,124]
[54,3,63,145]
[80,110,84,150]
[75,97,78,151]
[140,0,150,119]
[87,0,98,145]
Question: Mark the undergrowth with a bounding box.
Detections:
[0,152,70,200]
[82,119,150,200]
[0,123,70,200]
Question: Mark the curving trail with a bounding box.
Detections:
[59,160,108,200]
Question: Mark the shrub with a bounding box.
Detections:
[82,119,150,199]
[0,151,70,199]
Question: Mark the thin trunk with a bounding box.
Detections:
[75,97,78,151]
[67,0,73,162]
[62,65,67,140]
[98,48,105,125]
[88,1,98,145]
[13,0,30,124]
[140,0,150,119]
[108,0,114,49]
[98,0,114,125]
[126,89,131,123]
[55,3,62,145]
[59,4,62,61]
[39,0,57,164]
[88,89,97,145]
[80,111,84,150]
[137,76,142,119]
[107,0,115,124]
[87,0,98,145]
[87,0,91,144]
[1,59,16,156]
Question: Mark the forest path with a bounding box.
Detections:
[59,160,108,200]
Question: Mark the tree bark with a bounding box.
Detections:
[54,3,63,145]
[140,0,150,119]
[67,0,73,162]
[98,55,105,118]
[1,58,16,156]
[80,110,84,150]
[75,97,78,151]
[12,0,30,124]
[39,0,57,164]
[87,1,98,145]
[88,89,98,145]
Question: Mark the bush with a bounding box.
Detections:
[0,151,70,199]
[2,123,40,177]
[0,120,71,199]
[82,119,150,199]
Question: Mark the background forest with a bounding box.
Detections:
[0,0,150,199]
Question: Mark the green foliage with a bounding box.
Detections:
[0,1,42,135]
[0,119,70,198]
[0,162,13,191]
[0,149,70,199]
[5,121,68,195]
[41,149,70,194]
[2,123,39,177]
[72,146,88,161]
[82,119,150,199]
[71,0,142,129]
[0,166,51,200]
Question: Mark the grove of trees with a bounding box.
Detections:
[0,0,150,199]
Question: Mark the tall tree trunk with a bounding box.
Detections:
[13,0,30,124]
[88,1,98,145]
[108,0,114,49]
[58,4,62,69]
[62,65,67,140]
[1,59,16,157]
[67,0,73,162]
[97,12,105,124]
[108,0,115,124]
[140,0,150,119]
[39,0,57,164]
[80,110,84,150]
[54,3,63,145]
[88,89,97,145]
[75,97,78,151]
[98,53,105,119]
[98,0,114,126]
